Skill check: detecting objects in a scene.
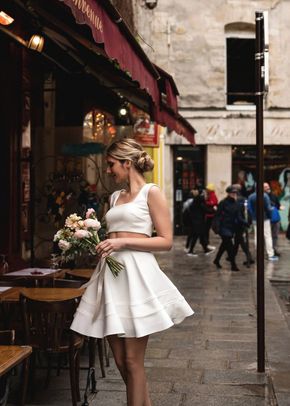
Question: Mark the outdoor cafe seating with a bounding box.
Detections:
[0,267,109,405]
[0,329,31,406]
[20,294,84,406]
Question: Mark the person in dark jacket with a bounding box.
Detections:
[248,185,278,261]
[205,183,218,249]
[187,188,215,256]
[232,184,254,266]
[213,185,247,271]
[182,190,194,252]
[264,182,281,256]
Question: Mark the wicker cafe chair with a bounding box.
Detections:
[20,294,84,406]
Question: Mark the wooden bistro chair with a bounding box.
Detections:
[0,279,33,338]
[20,294,84,406]
[0,279,34,287]
[55,276,108,400]
[0,330,15,406]
[64,271,110,368]
[53,279,84,288]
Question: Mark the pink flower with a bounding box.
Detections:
[74,229,91,239]
[86,208,96,219]
[84,218,101,230]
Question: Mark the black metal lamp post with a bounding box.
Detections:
[255,10,268,374]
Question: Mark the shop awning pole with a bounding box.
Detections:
[255,10,265,373]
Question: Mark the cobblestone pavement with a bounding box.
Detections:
[7,234,290,405]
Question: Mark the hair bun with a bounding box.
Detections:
[106,138,154,174]
[137,151,154,172]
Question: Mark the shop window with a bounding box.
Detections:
[225,22,255,107]
[226,37,255,106]
[83,109,116,144]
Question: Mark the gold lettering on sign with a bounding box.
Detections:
[71,0,103,33]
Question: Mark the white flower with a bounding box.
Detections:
[74,229,91,239]
[65,214,83,229]
[84,218,101,230]
[58,239,72,251]
[53,230,63,242]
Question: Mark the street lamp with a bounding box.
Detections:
[145,0,158,10]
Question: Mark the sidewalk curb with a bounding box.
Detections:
[265,278,290,405]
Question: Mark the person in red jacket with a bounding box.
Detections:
[205,183,218,249]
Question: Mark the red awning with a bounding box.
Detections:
[155,64,178,113]
[154,65,195,144]
[155,107,196,145]
[57,0,195,144]
[58,0,160,105]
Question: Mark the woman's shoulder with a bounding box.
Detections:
[143,183,160,199]
[109,190,122,207]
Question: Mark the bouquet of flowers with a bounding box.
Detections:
[53,208,124,277]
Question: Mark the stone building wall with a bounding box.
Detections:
[133,0,290,209]
[111,0,137,34]
[134,0,290,110]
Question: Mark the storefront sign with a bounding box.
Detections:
[59,0,103,42]
[133,120,159,147]
[58,0,159,105]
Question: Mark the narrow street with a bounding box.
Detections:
[9,234,290,405]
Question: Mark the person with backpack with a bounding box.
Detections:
[213,185,247,271]
[264,182,282,256]
[247,184,278,261]
[186,187,215,257]
[231,184,254,267]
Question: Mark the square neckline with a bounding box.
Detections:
[114,183,148,207]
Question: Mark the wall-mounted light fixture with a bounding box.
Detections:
[119,107,128,116]
[27,34,44,52]
[0,11,14,25]
[145,0,158,10]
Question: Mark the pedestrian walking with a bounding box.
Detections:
[213,185,246,271]
[182,190,194,252]
[247,185,278,261]
[205,183,218,249]
[232,184,254,267]
[186,187,215,256]
[70,138,194,406]
[264,182,282,256]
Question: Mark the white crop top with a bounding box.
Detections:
[105,183,158,237]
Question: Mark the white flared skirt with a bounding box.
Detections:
[70,250,194,338]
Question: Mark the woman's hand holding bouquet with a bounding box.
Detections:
[53,209,124,277]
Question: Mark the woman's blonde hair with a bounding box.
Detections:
[106,138,154,173]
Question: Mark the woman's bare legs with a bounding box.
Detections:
[106,335,127,383]
[107,335,151,406]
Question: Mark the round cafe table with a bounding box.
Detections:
[0,287,84,303]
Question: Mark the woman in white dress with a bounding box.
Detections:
[71,138,193,406]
